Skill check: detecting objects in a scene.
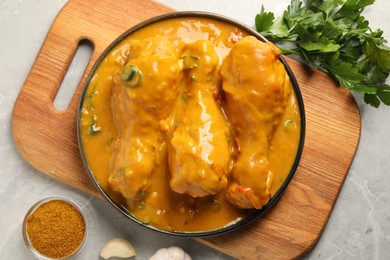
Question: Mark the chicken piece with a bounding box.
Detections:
[168,40,232,197]
[220,36,291,209]
[109,37,182,201]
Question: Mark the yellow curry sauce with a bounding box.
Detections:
[80,17,301,232]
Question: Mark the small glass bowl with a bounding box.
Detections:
[22,196,88,260]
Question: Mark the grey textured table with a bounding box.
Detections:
[1,0,389,259]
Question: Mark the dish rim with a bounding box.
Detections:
[77,10,306,238]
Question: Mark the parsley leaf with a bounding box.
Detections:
[255,6,289,38]
[255,0,390,107]
[255,5,274,32]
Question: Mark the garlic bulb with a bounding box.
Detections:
[149,246,191,260]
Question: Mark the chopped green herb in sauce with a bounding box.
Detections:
[284,119,296,130]
[181,55,200,69]
[120,64,142,87]
[181,92,189,101]
[87,115,101,136]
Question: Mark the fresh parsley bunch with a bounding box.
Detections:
[255,0,390,107]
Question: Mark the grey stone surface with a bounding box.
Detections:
[1,0,389,259]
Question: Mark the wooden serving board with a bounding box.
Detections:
[12,0,361,259]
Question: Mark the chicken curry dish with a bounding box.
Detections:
[79,16,302,232]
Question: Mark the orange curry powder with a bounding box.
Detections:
[26,200,86,258]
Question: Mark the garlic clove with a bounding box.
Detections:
[100,238,136,259]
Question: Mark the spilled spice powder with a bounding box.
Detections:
[26,199,86,258]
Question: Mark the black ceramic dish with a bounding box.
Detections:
[77,11,306,238]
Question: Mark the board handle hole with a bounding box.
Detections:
[53,40,93,111]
